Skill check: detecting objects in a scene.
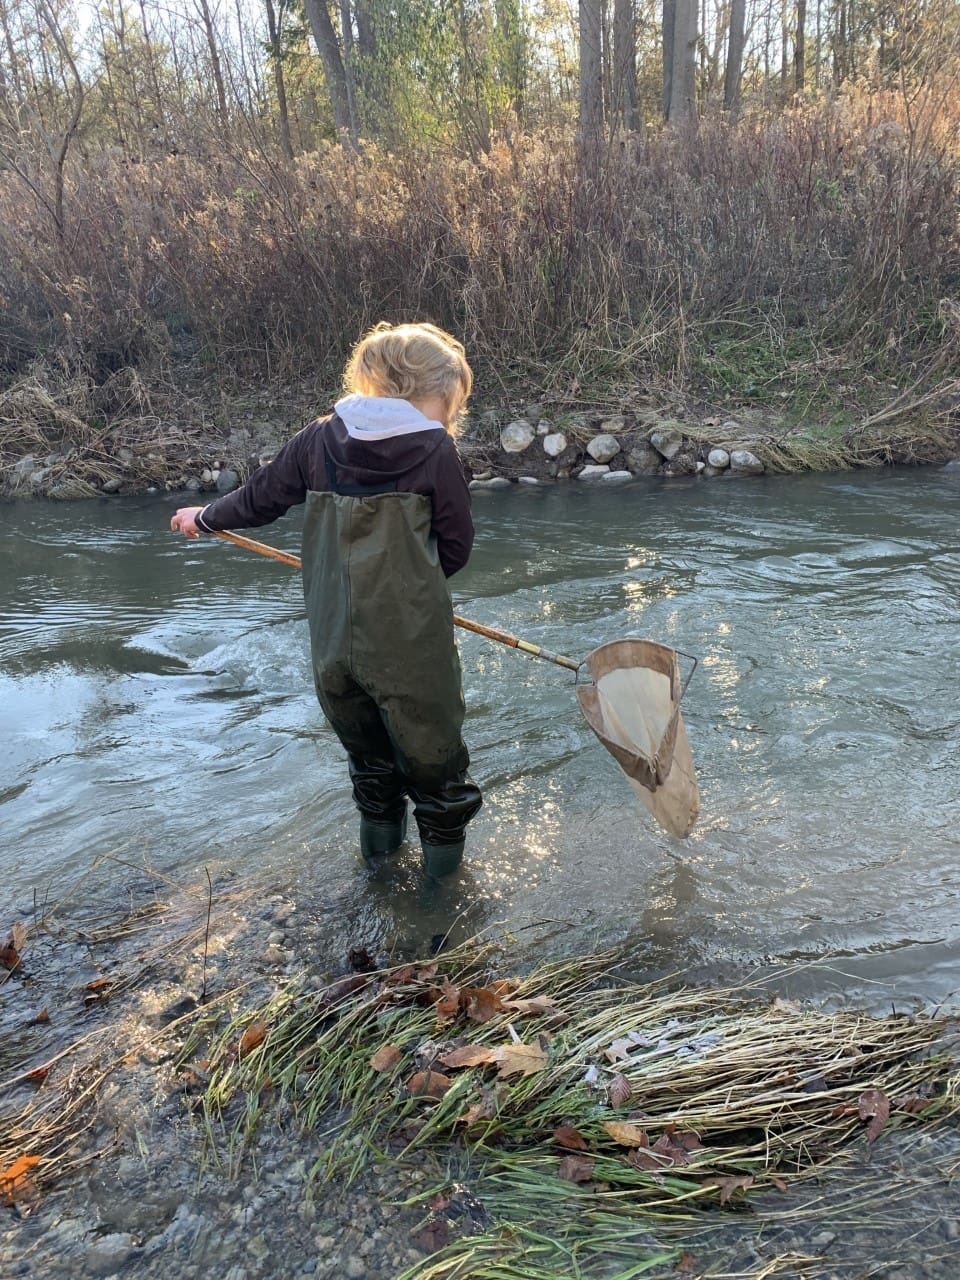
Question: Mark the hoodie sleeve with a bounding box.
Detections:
[430,436,474,577]
[196,427,313,532]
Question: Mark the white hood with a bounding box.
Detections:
[335,394,445,442]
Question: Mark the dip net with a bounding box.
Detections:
[576,640,700,838]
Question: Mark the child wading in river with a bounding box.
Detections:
[170,322,482,876]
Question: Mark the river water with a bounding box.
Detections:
[2,470,959,1011]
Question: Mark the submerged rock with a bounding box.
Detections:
[601,470,632,484]
[470,476,512,490]
[577,464,610,481]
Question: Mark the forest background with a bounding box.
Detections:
[1,0,959,460]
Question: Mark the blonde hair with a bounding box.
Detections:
[344,321,473,431]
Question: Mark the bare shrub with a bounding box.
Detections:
[0,85,957,403]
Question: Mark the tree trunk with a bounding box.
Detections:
[662,0,676,118]
[578,0,603,143]
[723,0,746,113]
[612,0,639,132]
[667,0,697,123]
[339,0,360,141]
[302,0,357,148]
[195,0,229,125]
[265,0,294,158]
[795,0,806,91]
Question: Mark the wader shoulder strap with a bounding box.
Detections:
[324,441,399,497]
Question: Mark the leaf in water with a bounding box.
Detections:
[858,1087,890,1142]
[461,987,505,1024]
[12,922,26,953]
[552,1125,590,1151]
[25,1067,49,1085]
[0,942,21,972]
[769,1174,790,1192]
[704,1174,754,1205]
[608,1073,632,1108]
[491,1042,547,1078]
[439,1045,498,1069]
[602,1121,649,1147]
[29,1008,49,1025]
[239,1018,267,1056]
[407,1070,452,1099]
[770,996,802,1015]
[558,1154,595,1183]
[0,1155,41,1208]
[370,1044,402,1072]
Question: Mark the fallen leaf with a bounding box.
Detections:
[603,1037,635,1063]
[178,1067,209,1091]
[675,1251,701,1274]
[459,1086,504,1125]
[626,1147,672,1171]
[461,987,505,1024]
[348,946,376,972]
[558,1154,595,1183]
[491,1042,547,1078]
[12,922,26,952]
[319,973,370,1008]
[858,1087,890,1142]
[429,1192,450,1211]
[489,979,519,996]
[435,977,460,1019]
[25,1067,48,1085]
[602,1120,649,1147]
[769,1174,790,1192]
[29,1008,49,1025]
[407,1070,452,1099]
[897,1093,937,1114]
[439,1045,498,1069]
[0,1156,41,1208]
[552,1125,589,1151]
[770,996,802,1015]
[239,1018,267,1056]
[382,963,416,986]
[608,1073,632,1108]
[501,996,557,1016]
[0,943,21,971]
[414,1218,451,1251]
[83,978,114,1006]
[370,1044,402,1072]
[704,1174,754,1205]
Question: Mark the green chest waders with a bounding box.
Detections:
[300,447,481,873]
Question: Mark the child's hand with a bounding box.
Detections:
[170,506,204,538]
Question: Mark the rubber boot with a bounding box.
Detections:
[421,839,465,878]
[360,810,407,861]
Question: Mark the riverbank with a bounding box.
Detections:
[0,362,958,502]
[2,867,959,1280]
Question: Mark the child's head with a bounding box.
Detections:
[344,322,473,431]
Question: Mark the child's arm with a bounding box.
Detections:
[170,429,311,538]
[430,436,474,577]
